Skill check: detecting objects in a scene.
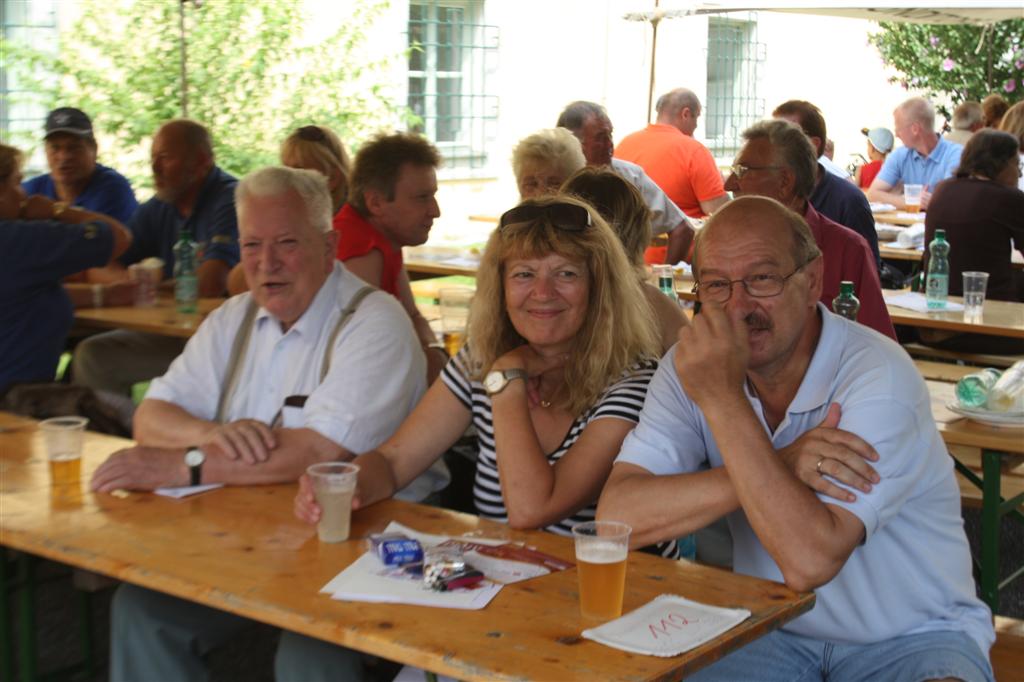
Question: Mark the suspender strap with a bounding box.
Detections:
[320,285,375,381]
[215,299,259,423]
[215,286,376,423]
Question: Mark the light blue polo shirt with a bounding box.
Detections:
[616,304,993,653]
[876,135,962,190]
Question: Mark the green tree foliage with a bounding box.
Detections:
[869,21,1024,119]
[6,0,402,189]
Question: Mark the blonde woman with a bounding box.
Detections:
[227,124,351,294]
[295,194,677,556]
[511,128,585,199]
[562,166,688,353]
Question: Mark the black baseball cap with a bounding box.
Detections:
[44,107,94,139]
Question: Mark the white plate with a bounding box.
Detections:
[946,402,1024,428]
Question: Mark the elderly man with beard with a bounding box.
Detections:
[72,119,240,405]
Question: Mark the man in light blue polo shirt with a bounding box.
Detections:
[598,196,993,682]
[867,97,963,210]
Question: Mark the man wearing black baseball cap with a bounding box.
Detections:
[22,107,138,223]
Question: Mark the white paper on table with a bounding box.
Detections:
[153,483,224,499]
[321,550,503,610]
[582,594,751,658]
[439,256,480,268]
[884,292,964,312]
[893,211,925,223]
[318,521,568,610]
[869,202,897,213]
[882,241,924,252]
[895,223,925,248]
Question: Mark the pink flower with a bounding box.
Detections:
[929,36,939,47]
[1006,79,1017,93]
[941,58,955,71]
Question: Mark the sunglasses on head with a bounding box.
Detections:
[296,125,327,143]
[498,202,592,232]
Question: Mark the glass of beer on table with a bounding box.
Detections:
[39,416,88,486]
[439,287,474,357]
[306,462,359,543]
[903,184,923,213]
[572,520,631,621]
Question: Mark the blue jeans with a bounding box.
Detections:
[688,628,993,682]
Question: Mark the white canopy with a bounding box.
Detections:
[632,2,1024,26]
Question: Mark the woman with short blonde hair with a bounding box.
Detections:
[511,128,585,200]
[279,125,351,211]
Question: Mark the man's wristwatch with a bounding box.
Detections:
[184,447,206,486]
[483,368,528,396]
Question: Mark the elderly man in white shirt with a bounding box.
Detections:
[93,165,447,682]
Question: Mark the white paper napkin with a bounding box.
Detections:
[154,483,224,499]
[581,594,751,657]
[884,292,964,312]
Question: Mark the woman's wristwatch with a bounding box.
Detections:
[483,368,528,396]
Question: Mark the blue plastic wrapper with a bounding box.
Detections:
[369,534,424,566]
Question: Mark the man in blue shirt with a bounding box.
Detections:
[867,97,963,210]
[21,107,138,223]
[72,119,240,402]
[598,196,994,682]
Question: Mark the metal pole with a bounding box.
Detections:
[647,0,660,123]
[179,0,188,117]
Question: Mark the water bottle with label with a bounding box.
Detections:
[173,228,198,314]
[831,281,860,321]
[987,361,1024,413]
[653,265,678,302]
[925,229,949,309]
[955,368,1002,408]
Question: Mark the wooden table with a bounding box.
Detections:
[927,381,1024,613]
[0,413,814,681]
[404,246,480,279]
[74,298,224,338]
[883,293,1024,339]
[873,211,924,227]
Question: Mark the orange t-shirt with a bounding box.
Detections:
[615,124,726,218]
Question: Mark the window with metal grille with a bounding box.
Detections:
[407,0,498,174]
[1,0,57,148]
[704,14,765,162]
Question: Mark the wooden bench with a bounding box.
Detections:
[903,343,1022,369]
[951,443,1024,511]
[993,617,1024,682]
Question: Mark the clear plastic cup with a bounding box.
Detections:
[438,287,474,357]
[306,462,359,542]
[903,184,924,213]
[962,271,989,323]
[573,521,631,621]
[39,416,88,485]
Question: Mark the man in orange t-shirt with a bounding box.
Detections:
[615,88,729,219]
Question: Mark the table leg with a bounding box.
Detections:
[16,553,36,682]
[0,551,14,682]
[980,449,1001,613]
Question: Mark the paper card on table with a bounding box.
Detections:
[582,594,751,658]
[319,521,570,609]
[154,483,224,499]
[884,292,964,312]
[869,202,897,213]
[322,550,503,610]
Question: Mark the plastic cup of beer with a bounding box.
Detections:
[307,462,359,543]
[439,287,473,357]
[962,271,989,323]
[39,416,88,486]
[903,184,923,213]
[572,520,631,621]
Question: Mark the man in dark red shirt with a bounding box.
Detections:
[724,120,895,340]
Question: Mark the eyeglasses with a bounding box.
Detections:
[296,125,327,143]
[729,163,782,179]
[692,262,808,303]
[498,202,592,232]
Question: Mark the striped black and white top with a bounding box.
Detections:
[442,350,678,559]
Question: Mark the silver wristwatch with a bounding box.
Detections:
[483,368,528,396]
[184,447,206,486]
